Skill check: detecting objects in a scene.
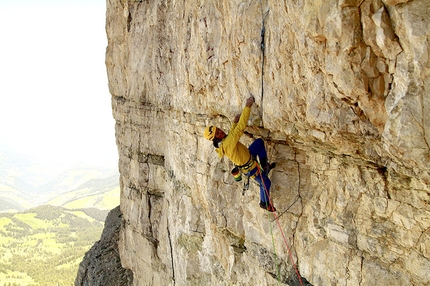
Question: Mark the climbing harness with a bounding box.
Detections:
[237,156,257,173]
[231,156,258,195]
[238,157,257,195]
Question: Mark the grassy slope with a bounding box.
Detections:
[0,147,120,212]
[51,186,120,210]
[0,205,111,286]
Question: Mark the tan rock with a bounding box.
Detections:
[105,0,430,285]
[383,0,412,6]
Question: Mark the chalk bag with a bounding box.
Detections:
[231,166,242,182]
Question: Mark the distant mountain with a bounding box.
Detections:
[0,145,63,196]
[46,172,120,210]
[0,144,120,212]
[0,183,33,212]
[0,204,111,285]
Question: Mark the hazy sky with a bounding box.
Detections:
[0,0,118,168]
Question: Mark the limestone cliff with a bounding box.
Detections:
[105,0,430,285]
[75,206,133,286]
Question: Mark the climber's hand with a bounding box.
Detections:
[233,114,241,123]
[245,96,255,107]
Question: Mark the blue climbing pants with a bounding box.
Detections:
[248,138,271,203]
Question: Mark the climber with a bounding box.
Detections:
[203,96,276,212]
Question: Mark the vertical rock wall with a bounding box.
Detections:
[106,0,430,285]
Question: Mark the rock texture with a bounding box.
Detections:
[105,0,430,285]
[75,206,133,286]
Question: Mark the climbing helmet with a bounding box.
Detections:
[204,126,217,140]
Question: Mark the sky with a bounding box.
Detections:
[0,0,118,169]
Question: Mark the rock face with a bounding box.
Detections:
[75,206,133,286]
[105,0,430,285]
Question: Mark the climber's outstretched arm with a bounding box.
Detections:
[245,96,255,107]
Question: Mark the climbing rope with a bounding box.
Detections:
[255,2,304,284]
[258,164,304,286]
[267,209,281,285]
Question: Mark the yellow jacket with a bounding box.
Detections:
[216,106,257,172]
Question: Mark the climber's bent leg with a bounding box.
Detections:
[249,138,274,173]
[248,138,267,160]
[254,169,271,203]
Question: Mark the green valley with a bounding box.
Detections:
[0,205,112,286]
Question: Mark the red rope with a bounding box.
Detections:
[257,164,304,286]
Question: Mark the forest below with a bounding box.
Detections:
[0,205,110,285]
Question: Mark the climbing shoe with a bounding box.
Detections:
[264,162,276,174]
[260,158,275,174]
[259,202,277,212]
